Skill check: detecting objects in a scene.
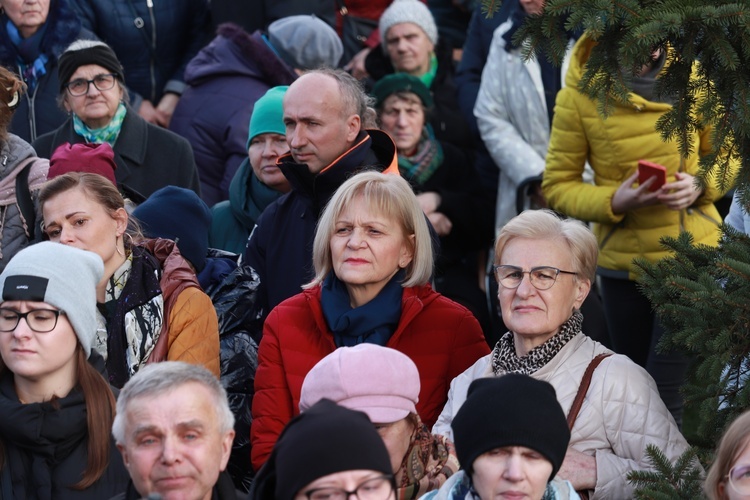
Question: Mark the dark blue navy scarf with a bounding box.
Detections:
[321,270,405,347]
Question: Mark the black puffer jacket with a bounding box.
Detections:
[198,249,261,492]
[0,352,129,500]
[0,0,95,142]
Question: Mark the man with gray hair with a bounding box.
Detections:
[244,67,400,329]
[111,362,238,500]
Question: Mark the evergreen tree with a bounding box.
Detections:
[477,0,750,495]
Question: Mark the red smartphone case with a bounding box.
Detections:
[638,160,667,192]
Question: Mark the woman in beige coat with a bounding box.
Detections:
[433,209,691,499]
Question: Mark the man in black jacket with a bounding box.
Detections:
[244,67,399,323]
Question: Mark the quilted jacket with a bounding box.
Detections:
[70,0,209,105]
[542,35,734,279]
[432,333,691,499]
[141,239,221,379]
[250,283,490,471]
[475,19,574,231]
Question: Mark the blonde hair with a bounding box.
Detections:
[705,411,750,499]
[305,171,433,288]
[494,209,598,282]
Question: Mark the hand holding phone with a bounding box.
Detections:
[637,160,667,192]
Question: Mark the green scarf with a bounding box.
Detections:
[73,101,127,146]
[419,53,438,89]
[398,124,443,185]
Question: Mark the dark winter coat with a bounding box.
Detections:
[209,0,334,37]
[169,24,296,207]
[243,129,399,321]
[32,105,200,199]
[453,1,513,194]
[408,141,492,264]
[0,352,129,500]
[365,41,474,156]
[69,0,210,106]
[0,0,95,143]
[198,249,261,491]
[209,157,284,255]
[250,283,490,470]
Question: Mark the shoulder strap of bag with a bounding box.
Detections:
[14,158,37,242]
[567,353,612,429]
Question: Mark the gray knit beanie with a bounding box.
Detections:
[0,242,104,356]
[268,15,344,70]
[379,0,439,48]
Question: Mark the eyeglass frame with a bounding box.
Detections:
[493,265,578,290]
[726,464,750,495]
[302,474,395,500]
[0,308,66,333]
[64,73,118,97]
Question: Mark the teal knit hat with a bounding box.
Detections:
[247,86,289,149]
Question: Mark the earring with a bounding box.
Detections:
[115,235,124,257]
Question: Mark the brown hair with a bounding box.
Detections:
[0,68,26,143]
[0,345,116,489]
[705,411,750,499]
[39,172,142,244]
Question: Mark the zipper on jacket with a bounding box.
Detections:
[18,62,39,142]
[147,0,157,103]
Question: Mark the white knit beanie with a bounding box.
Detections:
[379,0,439,48]
[0,242,104,356]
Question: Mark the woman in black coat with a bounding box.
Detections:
[372,73,493,337]
[0,242,129,499]
[32,40,200,200]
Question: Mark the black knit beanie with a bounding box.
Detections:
[451,374,570,480]
[58,41,125,93]
[251,399,393,500]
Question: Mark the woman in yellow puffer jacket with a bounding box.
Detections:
[542,34,735,427]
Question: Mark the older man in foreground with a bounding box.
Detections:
[110,362,238,500]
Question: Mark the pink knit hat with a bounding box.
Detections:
[299,344,420,424]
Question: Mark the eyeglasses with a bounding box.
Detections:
[0,308,65,333]
[727,464,750,495]
[494,265,577,290]
[65,73,117,96]
[304,475,394,500]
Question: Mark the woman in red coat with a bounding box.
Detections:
[250,171,489,471]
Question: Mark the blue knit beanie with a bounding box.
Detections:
[132,186,211,272]
[247,86,288,149]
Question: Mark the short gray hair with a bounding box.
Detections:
[306,67,372,121]
[494,209,598,282]
[112,362,234,444]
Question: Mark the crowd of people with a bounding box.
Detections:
[0,0,744,499]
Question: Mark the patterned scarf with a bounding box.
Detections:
[95,248,164,388]
[491,310,583,376]
[73,101,127,146]
[396,417,459,499]
[398,125,443,185]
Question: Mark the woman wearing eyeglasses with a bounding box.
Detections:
[31,39,199,200]
[0,242,129,498]
[433,209,691,499]
[705,410,750,499]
